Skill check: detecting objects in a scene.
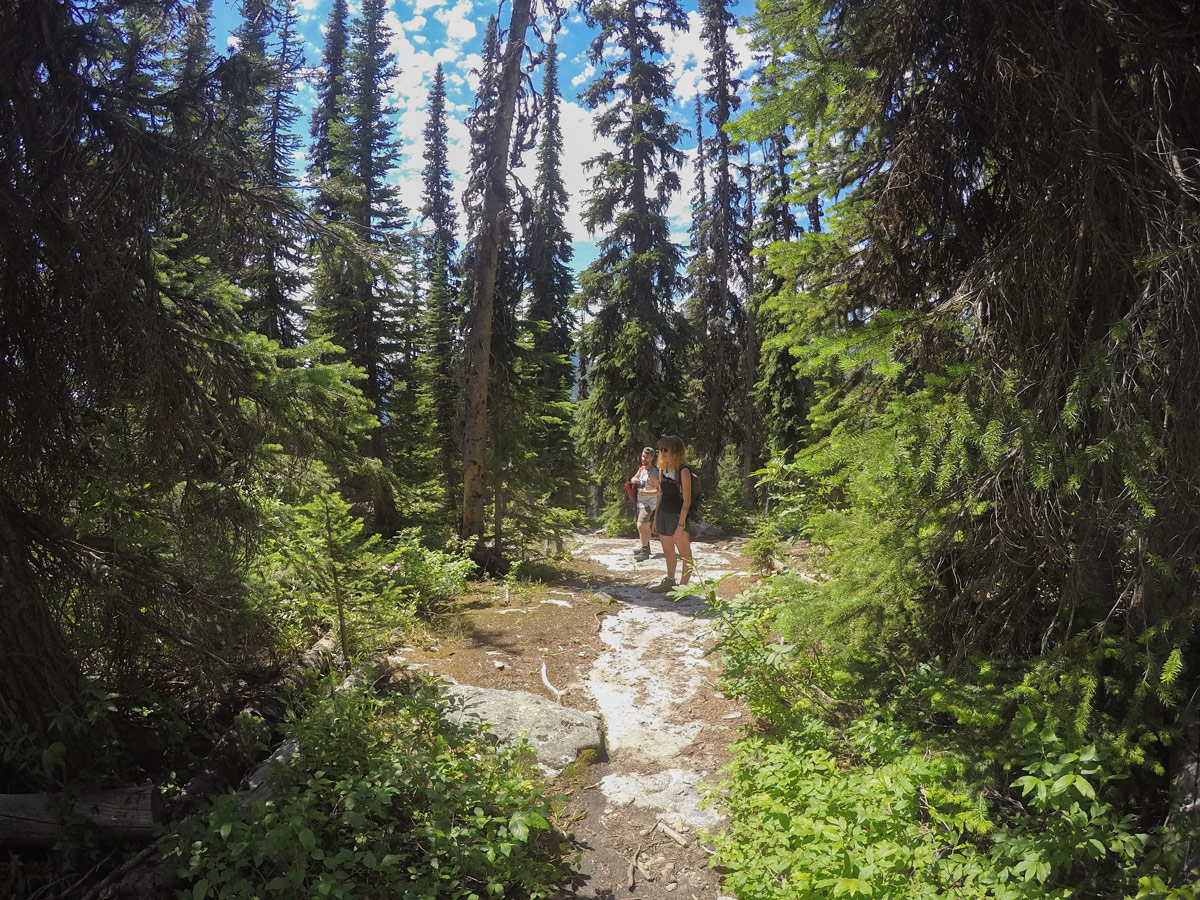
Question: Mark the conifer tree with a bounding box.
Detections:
[311,0,410,534]
[167,0,215,140]
[575,0,688,489]
[484,209,527,552]
[525,42,578,505]
[736,151,762,502]
[239,0,308,347]
[747,0,1200,801]
[421,64,459,274]
[0,0,366,782]
[308,0,349,202]
[687,0,745,481]
[740,53,805,462]
[420,62,462,511]
[460,12,557,553]
[459,0,536,542]
[386,228,438,497]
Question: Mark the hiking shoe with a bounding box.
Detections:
[633,546,651,561]
[647,576,676,593]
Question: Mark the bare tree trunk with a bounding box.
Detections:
[740,298,761,506]
[740,161,761,507]
[460,0,533,540]
[0,499,93,777]
[492,402,505,555]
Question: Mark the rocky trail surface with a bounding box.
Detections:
[396,530,757,899]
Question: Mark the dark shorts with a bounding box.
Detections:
[656,508,688,538]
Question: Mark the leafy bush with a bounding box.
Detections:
[251,490,474,651]
[599,499,637,538]
[708,695,1198,899]
[710,718,993,900]
[704,591,1200,899]
[168,682,567,900]
[743,518,784,574]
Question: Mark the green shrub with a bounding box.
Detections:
[703,628,1199,900]
[743,518,784,574]
[708,697,1197,900]
[599,499,637,538]
[168,681,567,900]
[709,710,993,900]
[251,491,474,651]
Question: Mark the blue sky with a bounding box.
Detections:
[212,0,758,271]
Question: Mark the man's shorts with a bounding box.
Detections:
[636,500,657,524]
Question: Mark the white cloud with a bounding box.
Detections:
[665,144,698,236]
[460,52,484,93]
[434,0,477,46]
[295,0,321,22]
[663,11,759,104]
[559,99,616,241]
[571,62,594,88]
[662,11,705,102]
[413,0,444,12]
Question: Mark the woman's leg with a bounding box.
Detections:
[659,531,678,580]
[675,527,694,584]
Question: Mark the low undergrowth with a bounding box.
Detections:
[703,581,1199,900]
[168,680,568,900]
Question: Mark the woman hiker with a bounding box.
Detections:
[647,435,694,593]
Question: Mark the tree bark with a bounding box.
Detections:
[460,0,533,540]
[0,787,163,847]
[0,497,94,778]
[740,160,761,506]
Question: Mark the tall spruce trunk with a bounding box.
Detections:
[740,161,760,506]
[0,501,93,778]
[460,0,532,542]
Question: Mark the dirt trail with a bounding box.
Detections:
[401,530,754,899]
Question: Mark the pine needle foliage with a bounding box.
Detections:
[744,0,1200,746]
[574,0,689,488]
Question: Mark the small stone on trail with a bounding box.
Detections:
[723,710,742,719]
[494,660,505,669]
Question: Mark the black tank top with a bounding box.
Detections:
[659,466,690,514]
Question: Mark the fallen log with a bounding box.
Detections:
[0,786,163,847]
